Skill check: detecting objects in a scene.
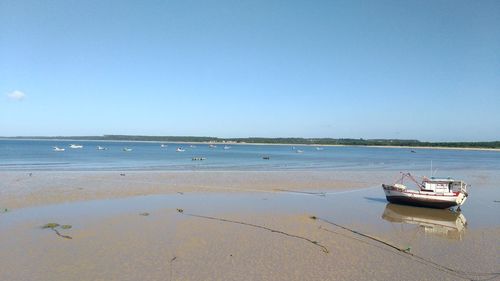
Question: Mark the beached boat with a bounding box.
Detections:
[176,147,185,152]
[382,172,468,209]
[123,147,132,152]
[53,146,65,152]
[69,144,83,149]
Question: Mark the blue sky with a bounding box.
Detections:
[1,0,499,141]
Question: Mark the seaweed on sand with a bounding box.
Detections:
[41,223,72,239]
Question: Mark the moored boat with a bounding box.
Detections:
[69,144,83,149]
[53,146,65,152]
[123,147,132,152]
[176,147,185,152]
[96,146,107,150]
[382,172,468,209]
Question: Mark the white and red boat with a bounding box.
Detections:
[382,173,468,209]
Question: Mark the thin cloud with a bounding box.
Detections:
[6,90,26,101]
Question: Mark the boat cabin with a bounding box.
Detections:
[421,178,466,193]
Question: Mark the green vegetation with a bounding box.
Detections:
[42,223,60,229]
[2,135,500,149]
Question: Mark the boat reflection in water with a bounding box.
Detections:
[382,203,467,240]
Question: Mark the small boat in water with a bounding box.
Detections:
[53,146,65,152]
[208,144,217,148]
[96,146,107,150]
[223,145,231,150]
[69,144,83,149]
[296,149,304,153]
[123,147,132,152]
[160,144,167,148]
[176,147,185,152]
[382,172,468,209]
[315,147,324,151]
[192,157,206,161]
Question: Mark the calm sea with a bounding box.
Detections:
[0,139,499,171]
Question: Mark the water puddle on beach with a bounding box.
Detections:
[1,186,499,281]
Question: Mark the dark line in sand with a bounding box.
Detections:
[169,256,177,281]
[51,228,72,239]
[313,216,499,281]
[275,189,326,196]
[178,209,328,253]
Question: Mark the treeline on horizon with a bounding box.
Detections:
[3,135,500,149]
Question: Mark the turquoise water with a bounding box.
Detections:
[1,139,499,171]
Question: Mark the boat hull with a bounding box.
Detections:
[385,195,458,209]
[382,184,467,209]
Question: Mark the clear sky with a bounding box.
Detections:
[1,0,499,141]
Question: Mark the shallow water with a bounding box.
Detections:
[2,181,498,242]
[1,139,500,171]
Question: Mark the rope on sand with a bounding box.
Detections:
[312,216,499,281]
[177,209,329,253]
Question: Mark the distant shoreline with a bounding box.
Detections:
[1,137,499,152]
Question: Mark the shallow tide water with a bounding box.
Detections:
[1,139,500,171]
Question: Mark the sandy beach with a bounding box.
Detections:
[1,169,499,281]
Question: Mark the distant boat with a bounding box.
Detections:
[208,144,217,148]
[411,150,416,153]
[176,147,186,152]
[123,147,132,152]
[262,156,270,160]
[189,145,197,148]
[296,150,304,153]
[315,147,324,151]
[382,172,468,209]
[69,144,83,149]
[160,144,168,148]
[53,146,65,152]
[96,146,107,150]
[192,157,206,161]
[223,145,231,150]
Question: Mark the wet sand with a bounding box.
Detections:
[0,170,387,209]
[0,170,499,280]
[1,195,498,281]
